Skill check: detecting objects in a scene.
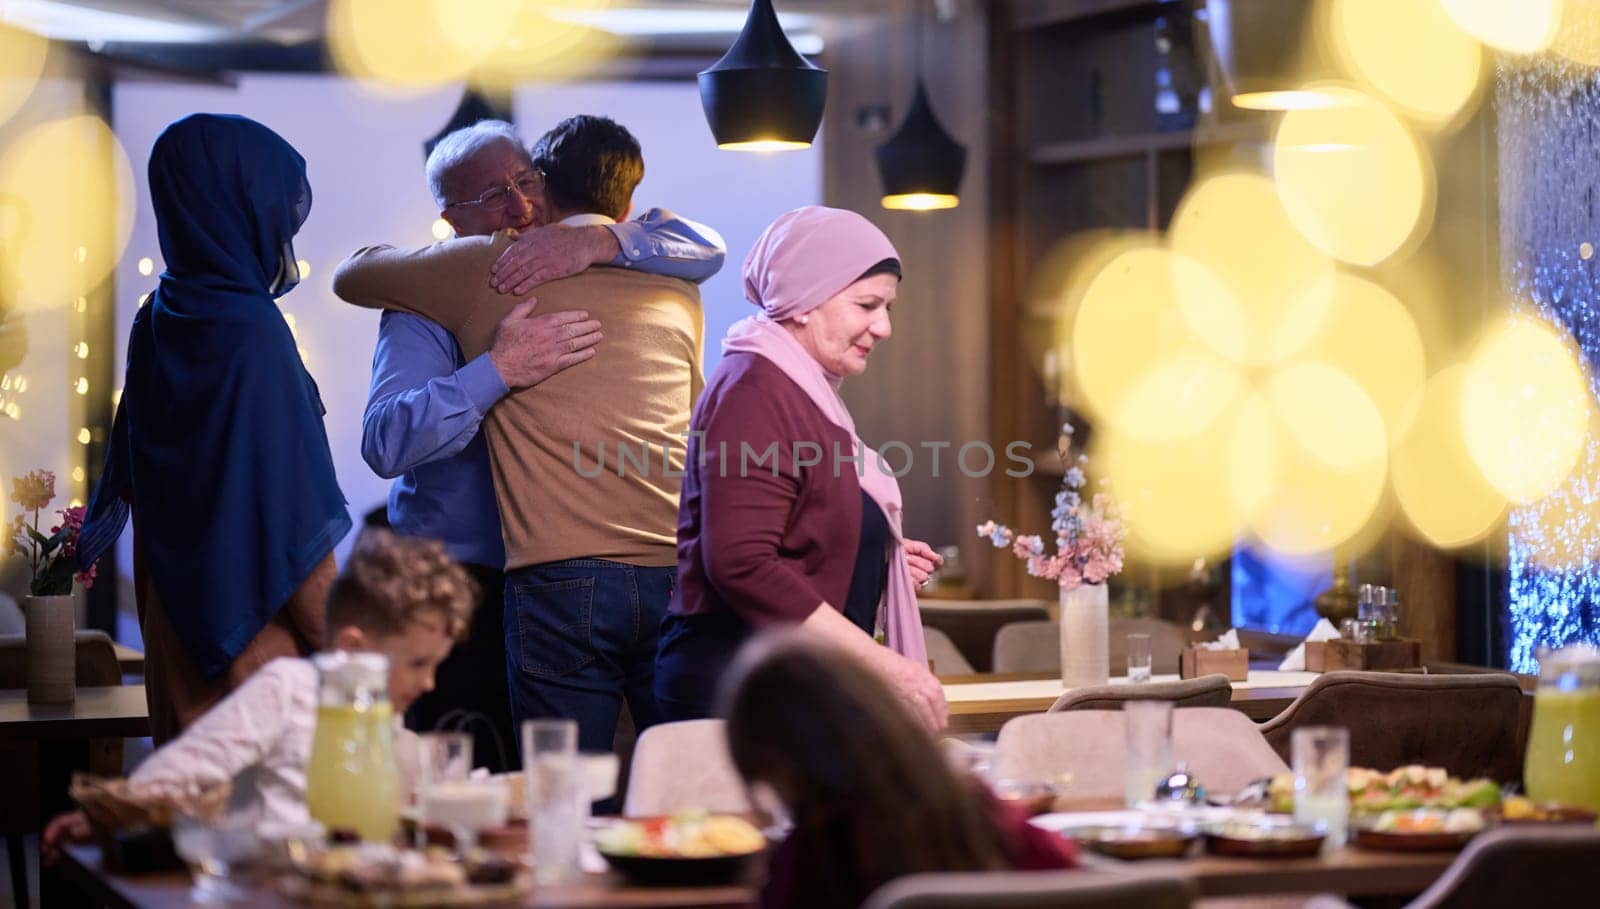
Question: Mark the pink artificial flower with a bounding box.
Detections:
[10,469,54,512]
[75,561,97,590]
[1011,534,1044,559]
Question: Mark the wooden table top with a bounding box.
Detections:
[0,685,150,743]
[938,671,1313,735]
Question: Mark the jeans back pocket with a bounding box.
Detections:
[512,576,596,678]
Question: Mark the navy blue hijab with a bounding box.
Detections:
[80,114,350,679]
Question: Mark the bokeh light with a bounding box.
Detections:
[1287,272,1426,443]
[1441,0,1561,55]
[1068,246,1243,442]
[1552,0,1600,66]
[1273,87,1433,266]
[1170,171,1334,366]
[1391,365,1507,549]
[431,218,453,241]
[1326,0,1484,129]
[0,23,49,128]
[1461,316,1591,505]
[1250,365,1389,555]
[469,0,621,90]
[0,116,136,312]
[1095,396,1275,565]
[327,0,485,89]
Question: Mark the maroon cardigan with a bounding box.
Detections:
[674,352,865,627]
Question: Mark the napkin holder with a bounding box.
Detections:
[1305,638,1422,672]
[1180,647,1249,681]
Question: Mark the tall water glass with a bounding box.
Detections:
[1126,633,1153,683]
[1123,700,1174,807]
[1293,726,1350,848]
[523,719,581,884]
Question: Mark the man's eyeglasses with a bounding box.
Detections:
[446,171,543,213]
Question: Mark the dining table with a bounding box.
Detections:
[0,685,151,744]
[54,796,1470,908]
[939,670,1321,735]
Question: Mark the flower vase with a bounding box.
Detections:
[24,594,76,705]
[1059,583,1109,689]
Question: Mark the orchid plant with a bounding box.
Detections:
[978,424,1125,590]
[8,469,96,596]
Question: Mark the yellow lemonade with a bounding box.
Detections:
[305,703,401,842]
[1523,689,1600,813]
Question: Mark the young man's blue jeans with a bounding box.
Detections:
[503,557,672,753]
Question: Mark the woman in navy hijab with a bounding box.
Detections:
[80,114,350,743]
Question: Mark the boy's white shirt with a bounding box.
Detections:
[129,656,419,824]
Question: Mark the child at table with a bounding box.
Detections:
[42,529,476,855]
[719,632,1078,909]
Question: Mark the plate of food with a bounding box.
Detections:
[1059,823,1199,860]
[283,842,526,907]
[593,812,767,885]
[1203,817,1326,858]
[1486,796,1599,825]
[1352,808,1486,852]
[1250,765,1501,817]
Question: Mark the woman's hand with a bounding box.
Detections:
[903,538,944,588]
[41,810,92,866]
[875,647,950,732]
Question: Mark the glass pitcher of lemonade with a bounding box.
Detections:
[305,652,401,841]
[1523,644,1600,813]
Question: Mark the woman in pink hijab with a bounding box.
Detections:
[655,206,948,730]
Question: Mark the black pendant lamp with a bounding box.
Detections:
[877,3,965,210]
[699,0,826,151]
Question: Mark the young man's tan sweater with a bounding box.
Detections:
[333,221,703,571]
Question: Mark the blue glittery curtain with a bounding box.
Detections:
[1497,61,1600,672]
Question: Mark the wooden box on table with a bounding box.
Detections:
[1179,648,1249,681]
[1305,639,1422,672]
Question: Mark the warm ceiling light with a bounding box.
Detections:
[881,192,960,212]
[699,0,826,151]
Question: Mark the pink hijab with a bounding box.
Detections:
[722,206,927,666]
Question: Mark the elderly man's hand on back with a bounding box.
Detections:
[487,297,603,389]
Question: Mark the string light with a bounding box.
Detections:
[76,427,90,444]
[74,342,88,358]
[74,377,88,395]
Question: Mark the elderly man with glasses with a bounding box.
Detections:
[359,119,723,771]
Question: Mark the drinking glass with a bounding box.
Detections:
[523,719,581,885]
[1123,700,1174,807]
[580,751,621,814]
[418,732,505,852]
[172,811,262,904]
[1293,726,1350,848]
[1126,633,1153,683]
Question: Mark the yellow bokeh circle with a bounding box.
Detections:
[1095,397,1275,565]
[1552,0,1600,66]
[0,116,136,312]
[1249,365,1389,555]
[1392,365,1507,549]
[1273,86,1433,267]
[327,0,486,89]
[0,24,49,128]
[1460,317,1591,505]
[1288,272,1427,444]
[1070,246,1242,443]
[1327,0,1484,129]
[1170,171,1335,366]
[1518,416,1600,572]
[1441,0,1561,55]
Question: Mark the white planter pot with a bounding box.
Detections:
[1059,583,1109,689]
[24,594,76,705]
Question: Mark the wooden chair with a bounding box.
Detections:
[863,867,1194,909]
[918,599,1051,673]
[925,626,975,675]
[992,618,1194,675]
[995,708,1287,800]
[0,630,125,909]
[1257,671,1525,781]
[1049,674,1232,713]
[621,718,750,817]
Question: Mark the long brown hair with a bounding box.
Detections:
[719,632,1009,907]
